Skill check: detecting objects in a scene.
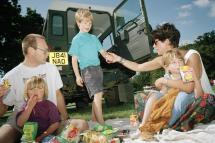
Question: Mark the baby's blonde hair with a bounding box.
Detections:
[75,8,93,23]
[162,49,184,67]
[24,76,48,101]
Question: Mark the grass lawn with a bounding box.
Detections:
[67,101,134,120]
[0,101,135,126]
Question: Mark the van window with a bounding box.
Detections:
[114,0,142,32]
[102,33,114,50]
[52,15,63,35]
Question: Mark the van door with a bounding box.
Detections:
[113,0,152,62]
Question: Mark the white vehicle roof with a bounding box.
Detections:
[49,0,116,13]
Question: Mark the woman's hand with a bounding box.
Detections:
[106,52,122,63]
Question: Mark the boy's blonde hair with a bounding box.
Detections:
[75,8,93,23]
[162,49,184,67]
[24,76,48,101]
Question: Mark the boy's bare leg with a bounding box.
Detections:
[141,93,158,125]
[0,124,22,143]
[91,103,97,122]
[92,92,105,124]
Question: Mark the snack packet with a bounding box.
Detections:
[130,112,139,127]
[93,124,112,132]
[21,122,38,142]
[0,79,11,88]
[180,66,193,82]
[59,124,80,143]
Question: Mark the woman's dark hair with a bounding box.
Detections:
[152,23,180,48]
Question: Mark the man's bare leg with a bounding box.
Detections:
[0,124,22,143]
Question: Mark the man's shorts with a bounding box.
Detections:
[81,66,103,99]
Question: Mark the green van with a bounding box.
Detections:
[42,0,153,108]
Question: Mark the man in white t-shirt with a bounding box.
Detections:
[0,34,89,143]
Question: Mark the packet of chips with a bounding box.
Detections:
[0,79,11,88]
[180,66,193,82]
[59,124,80,143]
[93,124,112,132]
[21,122,38,142]
[130,112,139,127]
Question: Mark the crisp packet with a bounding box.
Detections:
[130,112,139,127]
[180,66,193,82]
[21,122,38,142]
[93,124,112,132]
[59,124,80,143]
[0,79,11,88]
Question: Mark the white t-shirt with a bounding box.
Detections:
[184,49,214,94]
[2,62,63,111]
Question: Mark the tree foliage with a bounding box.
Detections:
[0,0,44,72]
[181,30,215,79]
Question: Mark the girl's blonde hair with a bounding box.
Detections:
[75,8,93,23]
[24,76,48,101]
[162,49,184,67]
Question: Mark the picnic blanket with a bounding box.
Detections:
[90,118,215,143]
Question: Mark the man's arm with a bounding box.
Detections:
[56,89,68,120]
[0,86,9,117]
[107,52,163,72]
[0,97,8,117]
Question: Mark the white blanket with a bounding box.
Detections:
[155,120,215,143]
[88,118,215,143]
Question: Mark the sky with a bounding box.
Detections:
[19,0,215,45]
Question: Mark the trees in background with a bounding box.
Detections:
[0,0,44,72]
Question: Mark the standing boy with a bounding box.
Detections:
[68,8,109,125]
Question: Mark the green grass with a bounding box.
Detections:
[67,102,134,121]
[0,102,135,126]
